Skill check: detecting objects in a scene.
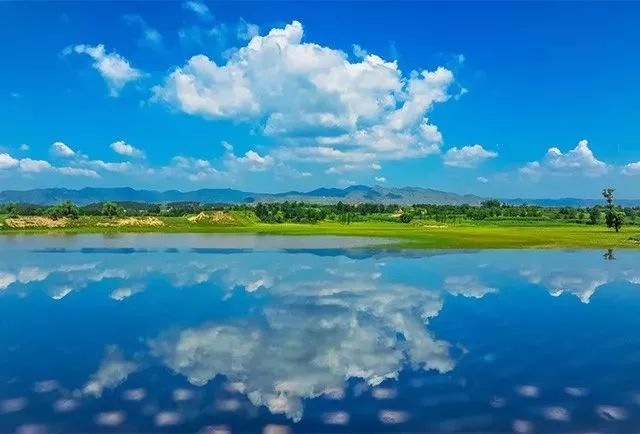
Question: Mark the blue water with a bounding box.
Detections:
[1,235,639,433]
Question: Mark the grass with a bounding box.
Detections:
[2,213,640,249]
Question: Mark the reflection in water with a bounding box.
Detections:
[1,239,640,432]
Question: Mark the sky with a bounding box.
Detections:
[1,1,640,198]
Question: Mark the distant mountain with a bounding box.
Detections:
[1,186,638,207]
[0,186,484,206]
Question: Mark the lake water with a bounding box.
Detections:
[1,235,639,433]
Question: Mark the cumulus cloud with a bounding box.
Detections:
[443,145,498,168]
[0,153,18,169]
[544,139,607,176]
[110,140,145,158]
[477,176,489,183]
[224,145,274,172]
[57,167,100,177]
[66,44,143,96]
[50,141,76,157]
[19,158,52,173]
[0,150,99,178]
[153,21,454,166]
[375,176,386,183]
[87,160,131,173]
[622,161,640,176]
[518,139,608,180]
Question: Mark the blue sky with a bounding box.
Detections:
[1,1,640,198]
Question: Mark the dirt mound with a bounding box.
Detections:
[97,217,165,227]
[3,217,69,228]
[187,211,237,224]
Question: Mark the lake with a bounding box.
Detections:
[1,235,639,433]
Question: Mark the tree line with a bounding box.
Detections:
[1,188,637,230]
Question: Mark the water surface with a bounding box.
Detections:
[1,235,639,433]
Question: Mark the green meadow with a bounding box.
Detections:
[2,213,639,249]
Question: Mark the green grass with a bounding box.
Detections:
[2,213,640,249]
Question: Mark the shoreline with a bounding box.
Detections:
[2,217,639,249]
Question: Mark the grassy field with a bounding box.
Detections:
[2,212,640,249]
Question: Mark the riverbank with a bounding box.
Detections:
[2,214,639,248]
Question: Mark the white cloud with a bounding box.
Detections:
[0,271,17,290]
[19,144,29,152]
[445,275,497,298]
[57,167,100,178]
[164,156,221,182]
[19,158,52,173]
[110,140,145,158]
[519,161,541,179]
[51,141,76,157]
[83,346,138,397]
[518,139,608,179]
[183,0,212,20]
[237,18,259,41]
[375,176,386,183]
[225,149,274,172]
[68,44,143,96]
[476,176,489,183]
[0,153,18,169]
[87,160,131,173]
[0,151,97,177]
[622,161,640,176]
[544,139,607,177]
[443,145,497,168]
[150,270,453,422]
[153,21,454,166]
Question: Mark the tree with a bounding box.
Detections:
[2,202,18,216]
[606,209,625,232]
[602,188,623,232]
[101,202,124,218]
[47,200,80,219]
[480,199,502,208]
[602,188,614,207]
[588,207,600,225]
[399,213,413,223]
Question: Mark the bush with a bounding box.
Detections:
[399,213,413,223]
[47,200,80,220]
[101,202,125,218]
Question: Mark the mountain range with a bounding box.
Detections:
[0,186,637,207]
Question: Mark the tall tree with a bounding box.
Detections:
[602,188,624,232]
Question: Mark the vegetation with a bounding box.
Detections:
[602,188,625,232]
[2,191,640,249]
[45,200,80,219]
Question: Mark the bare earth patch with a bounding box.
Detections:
[3,217,69,228]
[187,211,237,224]
[97,217,165,227]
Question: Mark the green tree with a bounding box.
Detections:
[588,207,600,225]
[602,188,614,207]
[47,200,80,219]
[606,209,625,232]
[2,202,18,216]
[602,188,623,232]
[101,202,124,218]
[399,213,413,223]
